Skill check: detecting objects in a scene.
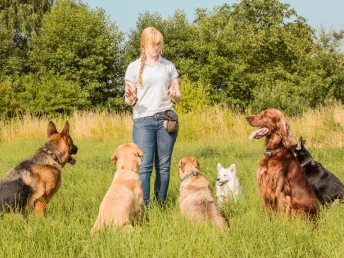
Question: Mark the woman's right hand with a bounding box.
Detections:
[125,82,137,101]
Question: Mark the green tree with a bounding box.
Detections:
[13,70,88,115]
[125,0,321,114]
[0,0,53,76]
[29,0,125,108]
[193,0,317,111]
[311,27,344,104]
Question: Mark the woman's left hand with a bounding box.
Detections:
[167,88,176,97]
[167,78,181,103]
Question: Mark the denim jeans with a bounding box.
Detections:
[133,112,177,205]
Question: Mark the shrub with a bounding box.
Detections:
[13,71,89,115]
[176,75,211,113]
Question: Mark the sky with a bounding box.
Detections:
[83,0,344,34]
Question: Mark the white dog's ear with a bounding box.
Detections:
[217,163,223,171]
[229,164,236,174]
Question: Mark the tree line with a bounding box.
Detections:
[1,0,343,116]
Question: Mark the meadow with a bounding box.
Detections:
[0,105,344,258]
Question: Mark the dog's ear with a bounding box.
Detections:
[136,148,144,166]
[296,137,303,151]
[61,121,70,137]
[217,163,222,171]
[301,137,306,147]
[278,117,292,148]
[178,159,185,173]
[229,164,236,174]
[47,121,58,138]
[136,148,143,159]
[195,158,200,168]
[111,151,118,166]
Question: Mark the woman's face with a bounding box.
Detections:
[145,42,162,57]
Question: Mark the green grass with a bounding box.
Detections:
[1,138,344,258]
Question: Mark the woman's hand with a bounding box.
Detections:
[167,87,176,97]
[167,79,181,103]
[124,81,137,105]
[125,83,137,101]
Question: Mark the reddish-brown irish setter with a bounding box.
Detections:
[246,109,318,218]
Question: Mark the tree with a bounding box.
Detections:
[29,0,125,108]
[124,0,320,113]
[15,70,89,115]
[0,0,53,76]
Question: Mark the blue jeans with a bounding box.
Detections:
[133,112,177,205]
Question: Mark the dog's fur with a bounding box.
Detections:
[246,109,318,218]
[178,157,228,228]
[0,121,77,216]
[91,143,144,233]
[216,163,244,208]
[291,137,344,204]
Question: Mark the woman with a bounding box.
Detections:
[124,27,181,205]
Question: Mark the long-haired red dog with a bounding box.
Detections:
[246,109,318,218]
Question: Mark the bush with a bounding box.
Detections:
[251,81,310,116]
[176,75,211,113]
[0,78,16,116]
[13,71,89,115]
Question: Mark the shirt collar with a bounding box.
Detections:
[144,55,162,66]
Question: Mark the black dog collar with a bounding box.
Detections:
[42,147,60,164]
[181,171,200,182]
[300,157,314,167]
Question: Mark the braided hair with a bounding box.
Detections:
[138,27,164,85]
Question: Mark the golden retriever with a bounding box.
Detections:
[91,143,144,232]
[178,157,228,228]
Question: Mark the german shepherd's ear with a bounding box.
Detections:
[61,121,70,136]
[47,121,58,138]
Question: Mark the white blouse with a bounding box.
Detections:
[125,55,179,119]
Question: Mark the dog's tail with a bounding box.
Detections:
[0,178,31,213]
[208,201,228,229]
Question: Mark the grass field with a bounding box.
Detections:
[0,106,344,257]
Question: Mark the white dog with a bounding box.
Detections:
[216,163,244,208]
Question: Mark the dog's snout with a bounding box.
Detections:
[216,178,220,181]
[71,145,78,154]
[246,116,252,122]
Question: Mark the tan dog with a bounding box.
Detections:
[178,157,228,228]
[91,143,143,233]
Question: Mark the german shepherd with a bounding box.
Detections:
[0,121,78,216]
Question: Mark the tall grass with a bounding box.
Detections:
[0,105,344,257]
[2,103,344,146]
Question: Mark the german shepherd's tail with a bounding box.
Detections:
[0,178,31,213]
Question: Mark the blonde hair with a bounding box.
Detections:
[138,27,164,85]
